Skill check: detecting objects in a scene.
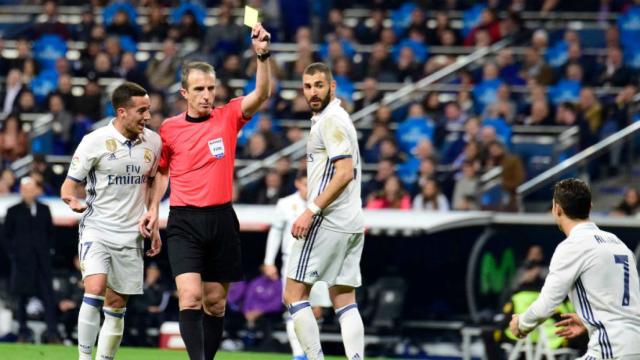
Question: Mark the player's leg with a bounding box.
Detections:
[95,288,128,360]
[167,208,207,360]
[202,281,229,360]
[284,278,323,360]
[199,205,244,360]
[330,285,364,360]
[78,273,107,360]
[176,272,205,360]
[95,245,141,360]
[77,240,110,360]
[331,232,365,360]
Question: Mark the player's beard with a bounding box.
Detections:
[308,89,332,114]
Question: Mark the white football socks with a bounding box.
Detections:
[286,315,306,357]
[78,294,104,360]
[96,307,126,360]
[335,304,364,360]
[289,301,324,360]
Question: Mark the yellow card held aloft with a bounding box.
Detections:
[244,5,259,28]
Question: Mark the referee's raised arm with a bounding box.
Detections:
[241,22,272,119]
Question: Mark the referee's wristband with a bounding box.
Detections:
[307,202,322,215]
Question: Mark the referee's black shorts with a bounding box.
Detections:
[166,203,243,283]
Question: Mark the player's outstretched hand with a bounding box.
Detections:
[139,210,157,238]
[63,196,87,213]
[146,229,162,257]
[555,313,587,339]
[509,314,527,339]
[251,23,270,53]
[291,209,313,240]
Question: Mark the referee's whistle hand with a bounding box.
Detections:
[291,210,314,240]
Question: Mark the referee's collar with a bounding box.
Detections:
[311,98,341,124]
[108,119,143,145]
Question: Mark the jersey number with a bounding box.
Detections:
[614,254,630,306]
[79,242,93,261]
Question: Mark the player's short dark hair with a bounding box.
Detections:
[553,178,591,220]
[112,82,147,112]
[181,61,216,89]
[303,62,333,83]
[295,168,307,180]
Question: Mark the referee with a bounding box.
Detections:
[140,23,271,359]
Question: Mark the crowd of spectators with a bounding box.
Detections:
[0,0,637,214]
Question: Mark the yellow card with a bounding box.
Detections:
[244,5,259,28]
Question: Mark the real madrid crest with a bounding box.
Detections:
[105,138,117,152]
[144,149,153,163]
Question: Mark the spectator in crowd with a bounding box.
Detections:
[0,114,29,163]
[597,46,636,87]
[274,156,296,196]
[142,5,169,42]
[354,77,383,113]
[202,4,244,57]
[32,0,70,40]
[7,38,32,74]
[452,160,479,211]
[168,10,203,42]
[73,8,95,43]
[4,176,59,343]
[464,7,501,46]
[446,117,481,164]
[145,39,180,93]
[49,93,73,154]
[414,157,438,192]
[90,51,117,79]
[510,245,548,293]
[366,42,396,82]
[243,132,272,160]
[106,9,138,40]
[15,90,41,113]
[118,52,150,91]
[520,99,552,126]
[366,175,411,209]
[521,48,554,85]
[50,73,74,111]
[556,101,595,150]
[1,69,25,117]
[255,169,284,205]
[412,177,449,212]
[611,188,640,217]
[73,78,102,121]
[578,87,603,136]
[485,140,526,211]
[0,168,16,194]
[362,159,395,201]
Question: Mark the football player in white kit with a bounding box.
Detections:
[510,178,640,360]
[262,169,332,360]
[285,62,365,360]
[60,82,162,360]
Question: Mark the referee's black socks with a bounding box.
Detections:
[179,309,204,360]
[203,313,224,359]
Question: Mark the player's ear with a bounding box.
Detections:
[116,107,127,118]
[180,87,188,100]
[330,80,337,92]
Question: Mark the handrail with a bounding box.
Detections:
[517,120,640,198]
[236,38,512,183]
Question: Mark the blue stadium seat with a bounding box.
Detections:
[102,2,138,25]
[32,34,66,70]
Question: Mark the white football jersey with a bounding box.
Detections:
[306,99,364,233]
[520,222,640,359]
[67,120,161,247]
[264,191,306,270]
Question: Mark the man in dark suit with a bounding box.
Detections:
[4,176,59,342]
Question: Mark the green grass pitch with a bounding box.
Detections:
[0,343,364,359]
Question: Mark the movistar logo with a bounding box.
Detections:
[480,248,516,295]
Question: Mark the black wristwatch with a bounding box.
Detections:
[257,51,271,61]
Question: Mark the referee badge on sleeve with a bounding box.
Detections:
[208,138,225,159]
